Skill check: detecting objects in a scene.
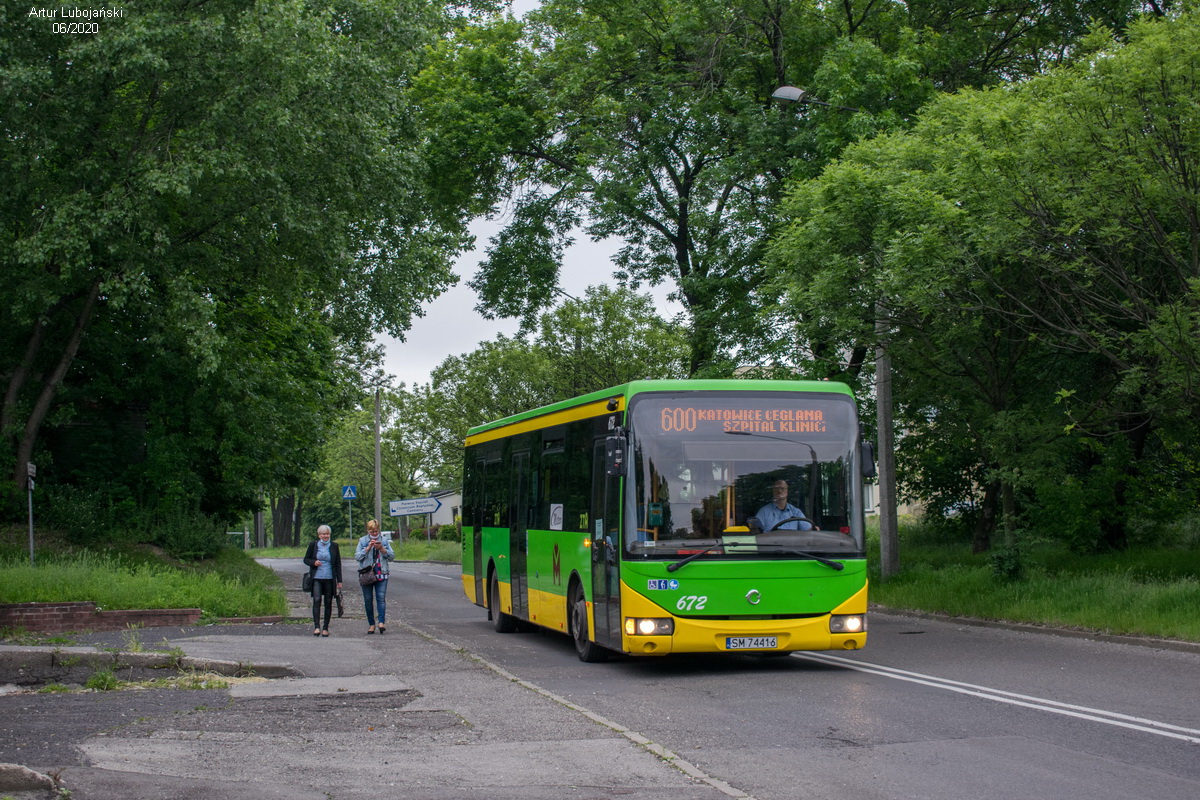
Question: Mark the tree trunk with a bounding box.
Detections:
[10,279,103,489]
[271,492,295,547]
[875,304,900,579]
[293,493,303,546]
[2,316,50,445]
[972,479,1000,553]
[254,507,265,549]
[1001,479,1017,549]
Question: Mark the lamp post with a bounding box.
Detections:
[770,85,860,113]
[771,85,899,578]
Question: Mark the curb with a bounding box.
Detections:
[0,762,55,792]
[0,645,303,681]
[870,605,1200,655]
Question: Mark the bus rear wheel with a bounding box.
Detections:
[490,572,517,633]
[569,582,609,663]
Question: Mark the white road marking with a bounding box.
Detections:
[795,652,1200,744]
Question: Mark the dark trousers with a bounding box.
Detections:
[311,578,336,629]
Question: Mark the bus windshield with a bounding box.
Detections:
[626,392,864,560]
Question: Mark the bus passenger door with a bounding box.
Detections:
[469,460,485,606]
[590,442,622,648]
[508,451,530,620]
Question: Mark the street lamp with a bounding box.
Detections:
[770,85,860,113]
[770,84,898,578]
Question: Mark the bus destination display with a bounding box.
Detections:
[658,406,827,434]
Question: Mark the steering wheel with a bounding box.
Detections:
[768,516,812,532]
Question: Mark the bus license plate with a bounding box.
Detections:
[726,636,777,650]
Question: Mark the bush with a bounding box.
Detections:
[437,524,461,543]
[37,484,227,561]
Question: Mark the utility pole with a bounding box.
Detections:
[876,300,900,578]
[374,387,383,525]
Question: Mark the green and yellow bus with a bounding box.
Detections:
[462,379,874,662]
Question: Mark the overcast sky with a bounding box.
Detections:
[380,217,683,388]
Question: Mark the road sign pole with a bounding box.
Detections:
[348,499,353,539]
[26,462,36,566]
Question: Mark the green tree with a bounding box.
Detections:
[768,11,1200,551]
[411,286,689,483]
[416,0,1158,376]
[305,396,427,540]
[1,0,462,516]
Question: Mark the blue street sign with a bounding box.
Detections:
[342,485,357,500]
[389,497,443,516]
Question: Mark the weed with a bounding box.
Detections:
[37,683,71,694]
[121,624,145,653]
[154,639,187,668]
[85,669,120,691]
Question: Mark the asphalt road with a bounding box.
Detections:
[1,557,1197,800]
[388,559,1200,800]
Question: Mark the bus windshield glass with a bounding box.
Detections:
[626,392,864,560]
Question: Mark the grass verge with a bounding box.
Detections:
[867,519,1200,643]
[0,541,288,619]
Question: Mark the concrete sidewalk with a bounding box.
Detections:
[0,565,737,800]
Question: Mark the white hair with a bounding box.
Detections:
[317,525,332,535]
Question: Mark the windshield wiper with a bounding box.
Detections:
[750,543,845,570]
[666,542,724,572]
[666,541,844,572]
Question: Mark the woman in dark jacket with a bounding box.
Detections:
[303,525,343,637]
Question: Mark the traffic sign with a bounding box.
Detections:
[389,497,442,516]
[342,485,358,500]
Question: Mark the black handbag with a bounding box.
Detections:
[302,571,314,593]
[358,566,378,587]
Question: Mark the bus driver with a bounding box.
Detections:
[756,480,815,531]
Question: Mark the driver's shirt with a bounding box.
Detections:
[755,501,813,531]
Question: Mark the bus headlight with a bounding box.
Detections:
[625,617,674,636]
[830,614,866,634]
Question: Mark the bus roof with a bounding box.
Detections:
[464,378,855,440]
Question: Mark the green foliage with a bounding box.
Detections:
[37,683,71,694]
[421,0,1145,375]
[38,484,228,560]
[770,12,1200,547]
[86,669,120,692]
[407,285,689,483]
[437,524,461,543]
[989,546,1025,581]
[2,0,468,527]
[304,398,425,540]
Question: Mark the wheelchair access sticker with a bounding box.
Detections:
[647,579,680,591]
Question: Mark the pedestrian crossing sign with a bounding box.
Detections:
[342,485,357,499]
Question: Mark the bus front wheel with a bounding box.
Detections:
[490,572,517,633]
[569,582,609,663]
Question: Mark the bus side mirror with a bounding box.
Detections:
[605,433,626,477]
[861,441,877,478]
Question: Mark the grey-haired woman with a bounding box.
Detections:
[303,525,343,637]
